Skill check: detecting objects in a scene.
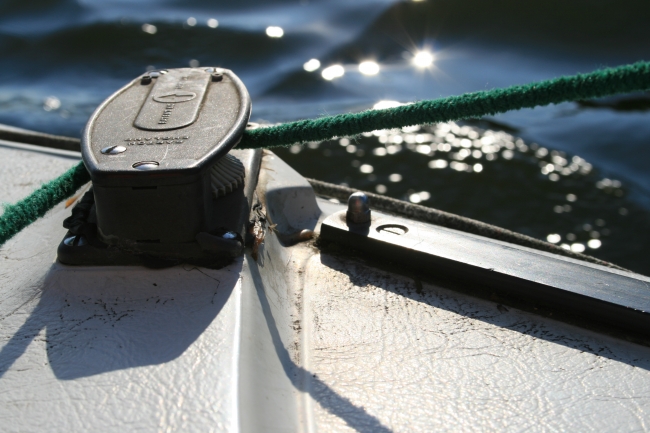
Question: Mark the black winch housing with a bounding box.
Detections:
[58,67,261,267]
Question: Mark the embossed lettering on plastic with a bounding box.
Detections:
[134,69,210,131]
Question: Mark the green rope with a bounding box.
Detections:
[0,162,89,246]
[1,60,650,247]
[239,60,650,149]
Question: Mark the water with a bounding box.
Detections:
[0,0,649,273]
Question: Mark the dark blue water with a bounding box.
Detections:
[0,0,649,273]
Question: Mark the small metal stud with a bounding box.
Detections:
[222,231,237,239]
[101,145,127,155]
[132,161,159,170]
[347,192,371,224]
[63,235,87,246]
[141,75,152,85]
[211,73,223,82]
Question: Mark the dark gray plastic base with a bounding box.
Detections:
[57,149,261,268]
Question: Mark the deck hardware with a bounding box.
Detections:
[63,235,86,246]
[132,161,159,170]
[148,70,165,78]
[223,231,237,239]
[322,209,650,339]
[101,145,126,155]
[347,192,371,224]
[58,67,259,268]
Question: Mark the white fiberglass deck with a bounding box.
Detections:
[1,144,650,432]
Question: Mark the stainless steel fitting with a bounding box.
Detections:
[346,192,371,224]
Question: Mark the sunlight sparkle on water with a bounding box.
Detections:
[43,96,60,111]
[142,23,157,34]
[571,243,586,253]
[588,239,602,249]
[547,234,561,243]
[303,59,321,72]
[187,17,197,26]
[413,51,434,68]
[207,19,219,28]
[274,118,635,267]
[266,26,284,38]
[409,191,430,203]
[359,61,380,76]
[428,159,448,169]
[360,164,374,174]
[322,65,344,81]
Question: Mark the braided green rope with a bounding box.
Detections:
[240,60,650,148]
[0,162,90,246]
[1,60,649,247]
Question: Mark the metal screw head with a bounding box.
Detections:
[63,235,87,246]
[376,224,408,236]
[141,75,152,85]
[347,192,371,224]
[132,161,159,170]
[211,73,223,82]
[101,145,127,155]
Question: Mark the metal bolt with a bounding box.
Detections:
[211,73,223,82]
[141,75,152,85]
[347,192,371,224]
[101,145,127,155]
[132,161,159,170]
[63,235,87,246]
[222,231,237,239]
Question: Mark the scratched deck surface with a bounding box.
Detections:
[0,141,79,209]
[303,254,650,432]
[1,147,650,432]
[0,142,238,431]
